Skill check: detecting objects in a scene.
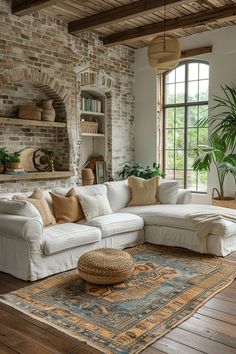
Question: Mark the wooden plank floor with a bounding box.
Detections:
[0,251,236,354]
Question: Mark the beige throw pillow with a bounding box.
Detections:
[50,188,84,224]
[78,194,112,221]
[127,176,159,206]
[13,187,56,227]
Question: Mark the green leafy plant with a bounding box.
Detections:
[199,84,236,151]
[8,151,21,163]
[119,162,165,180]
[0,147,9,165]
[191,134,236,199]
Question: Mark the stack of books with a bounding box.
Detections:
[81,96,102,113]
[6,169,27,175]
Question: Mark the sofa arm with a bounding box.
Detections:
[177,189,192,204]
[0,214,43,242]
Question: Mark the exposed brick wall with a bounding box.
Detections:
[0,0,135,192]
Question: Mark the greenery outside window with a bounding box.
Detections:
[163,61,209,192]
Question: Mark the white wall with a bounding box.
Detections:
[135,26,236,204]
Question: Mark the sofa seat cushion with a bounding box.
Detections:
[42,223,101,256]
[85,213,144,238]
[118,204,236,238]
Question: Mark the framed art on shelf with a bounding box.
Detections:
[95,161,107,184]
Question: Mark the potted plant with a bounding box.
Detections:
[199,84,236,151]
[0,147,9,173]
[119,162,165,180]
[8,151,21,170]
[191,134,236,206]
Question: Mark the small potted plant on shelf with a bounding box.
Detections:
[0,147,9,173]
[119,162,165,180]
[8,151,21,170]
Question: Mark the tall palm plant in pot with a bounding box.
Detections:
[192,134,236,203]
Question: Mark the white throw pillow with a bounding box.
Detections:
[105,180,131,211]
[159,180,179,204]
[0,198,42,220]
[78,194,112,221]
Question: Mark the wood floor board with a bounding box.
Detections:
[0,250,236,354]
[165,328,236,354]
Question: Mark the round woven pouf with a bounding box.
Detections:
[77,248,134,285]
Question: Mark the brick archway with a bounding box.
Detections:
[0,67,70,121]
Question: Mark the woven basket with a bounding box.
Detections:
[80,121,98,134]
[77,248,134,284]
[212,197,236,209]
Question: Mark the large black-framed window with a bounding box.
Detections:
[163,61,209,192]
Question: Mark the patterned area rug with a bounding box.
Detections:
[1,243,236,354]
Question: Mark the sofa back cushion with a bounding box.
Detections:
[159,180,179,204]
[13,188,56,227]
[105,180,131,211]
[0,198,42,220]
[53,184,107,198]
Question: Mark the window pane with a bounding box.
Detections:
[199,105,208,121]
[175,170,184,188]
[198,171,208,192]
[188,63,198,81]
[175,129,184,149]
[198,128,208,145]
[187,153,195,169]
[165,84,175,104]
[175,107,185,128]
[166,70,175,84]
[176,83,185,103]
[187,106,198,127]
[166,129,174,149]
[188,81,198,102]
[199,80,209,101]
[199,63,209,80]
[176,65,185,82]
[166,108,175,128]
[166,169,175,179]
[187,170,197,191]
[175,150,184,169]
[187,128,198,149]
[166,151,175,169]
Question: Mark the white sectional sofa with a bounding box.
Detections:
[0,180,236,281]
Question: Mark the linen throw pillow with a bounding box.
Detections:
[127,176,159,206]
[13,187,56,227]
[78,194,112,221]
[158,180,179,204]
[50,188,84,224]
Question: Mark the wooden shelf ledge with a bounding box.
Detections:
[0,117,66,128]
[80,111,105,117]
[81,133,105,137]
[0,171,74,182]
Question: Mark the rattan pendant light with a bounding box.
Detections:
[148,1,181,73]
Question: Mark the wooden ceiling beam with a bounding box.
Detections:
[12,0,59,15]
[180,46,212,60]
[103,5,236,46]
[68,0,193,35]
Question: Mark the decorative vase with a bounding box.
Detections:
[9,162,21,169]
[42,100,56,122]
[82,168,94,185]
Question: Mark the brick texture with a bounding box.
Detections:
[0,0,135,193]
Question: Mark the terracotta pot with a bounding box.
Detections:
[0,164,4,174]
[9,162,21,169]
[42,100,56,122]
[82,168,94,185]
